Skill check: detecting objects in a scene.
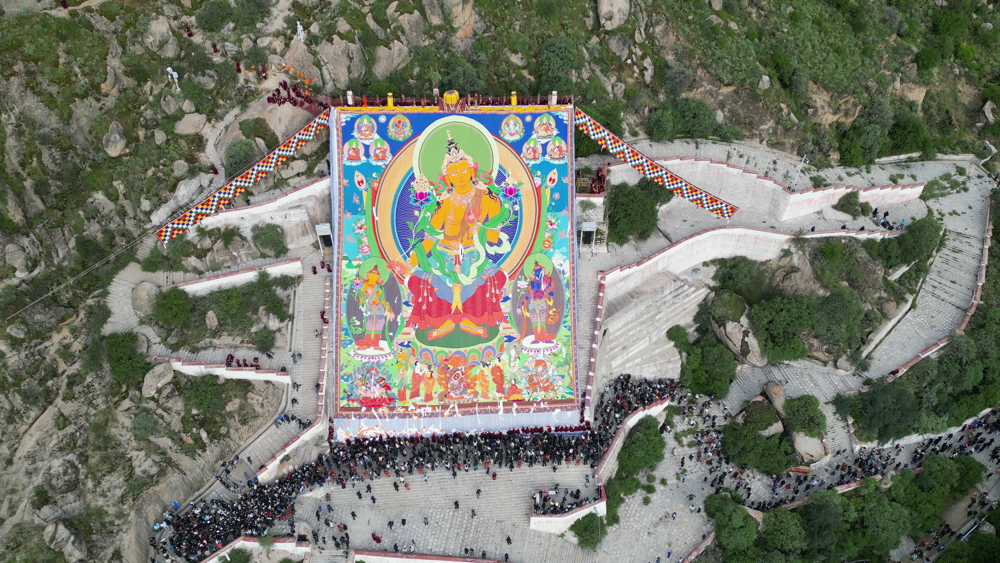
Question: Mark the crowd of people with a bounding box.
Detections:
[157,374,680,561]
[533,485,602,515]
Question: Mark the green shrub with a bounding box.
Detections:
[833,191,863,218]
[568,512,606,550]
[705,493,758,554]
[196,0,233,32]
[534,36,578,95]
[253,328,275,353]
[748,294,814,363]
[722,421,794,475]
[742,401,778,429]
[783,395,826,437]
[1,525,66,563]
[238,118,279,150]
[130,410,158,441]
[104,332,150,387]
[227,548,253,563]
[677,333,737,398]
[233,0,272,30]
[152,287,193,327]
[224,139,258,174]
[646,105,679,142]
[252,223,287,257]
[30,486,53,510]
[183,376,227,417]
[710,290,747,324]
[616,416,666,477]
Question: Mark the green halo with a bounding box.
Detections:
[357,256,390,285]
[521,253,554,278]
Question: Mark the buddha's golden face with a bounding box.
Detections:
[444,160,475,192]
[364,268,380,285]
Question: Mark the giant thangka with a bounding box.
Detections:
[332,105,580,418]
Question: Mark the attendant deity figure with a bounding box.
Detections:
[406,133,508,342]
[522,140,541,161]
[356,264,395,350]
[519,261,557,344]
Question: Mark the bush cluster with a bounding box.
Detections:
[604,178,674,245]
[571,416,664,548]
[252,224,288,257]
[667,325,737,398]
[104,332,151,388]
[645,98,742,143]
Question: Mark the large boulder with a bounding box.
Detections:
[373,41,411,80]
[141,363,175,398]
[423,0,445,25]
[103,121,127,157]
[445,0,475,37]
[132,282,160,316]
[317,37,367,90]
[205,310,219,330]
[763,381,786,417]
[598,0,630,30]
[758,74,771,90]
[283,40,323,86]
[160,94,181,115]
[984,100,997,126]
[792,432,825,464]
[145,16,179,58]
[711,297,767,367]
[173,113,207,136]
[43,522,88,563]
[398,11,428,46]
[5,243,29,277]
[759,419,784,438]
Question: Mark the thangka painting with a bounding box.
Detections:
[333,107,578,415]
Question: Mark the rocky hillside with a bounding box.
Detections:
[0,0,999,561]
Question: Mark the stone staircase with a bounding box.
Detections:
[596,271,710,383]
[866,227,983,376]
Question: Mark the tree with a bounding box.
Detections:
[183,376,226,417]
[605,182,660,245]
[441,54,486,94]
[954,455,986,492]
[225,139,258,173]
[799,490,845,558]
[839,379,920,442]
[705,494,757,554]
[858,491,914,555]
[253,328,275,353]
[758,508,807,556]
[721,422,794,475]
[227,548,252,563]
[748,295,814,363]
[233,0,271,30]
[153,287,193,328]
[616,416,665,477]
[813,287,865,353]
[252,223,288,257]
[568,512,605,550]
[676,98,717,139]
[783,395,826,437]
[646,105,679,142]
[196,0,233,32]
[535,36,578,95]
[104,332,151,387]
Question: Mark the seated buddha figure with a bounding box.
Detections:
[406,133,507,342]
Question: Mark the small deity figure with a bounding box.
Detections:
[357,117,375,139]
[372,141,390,161]
[346,140,364,161]
[547,138,566,160]
[522,141,540,161]
[519,262,556,344]
[356,266,395,350]
[525,360,556,396]
[535,116,555,138]
[409,360,435,403]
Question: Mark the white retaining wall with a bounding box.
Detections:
[601,227,892,304]
[169,258,303,297]
[528,497,607,534]
[605,158,924,222]
[202,537,309,563]
[197,177,331,229]
[162,360,290,383]
[351,551,501,563]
